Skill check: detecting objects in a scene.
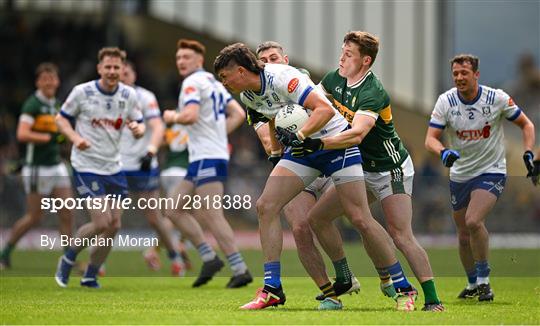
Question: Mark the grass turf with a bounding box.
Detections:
[1,248,539,324]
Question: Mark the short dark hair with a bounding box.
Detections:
[98,47,127,62]
[35,62,59,78]
[450,54,479,72]
[256,41,284,56]
[214,43,264,74]
[343,31,379,66]
[177,39,206,56]
[124,60,136,72]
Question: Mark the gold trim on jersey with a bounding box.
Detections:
[32,114,58,133]
[379,105,393,124]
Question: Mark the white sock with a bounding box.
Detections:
[477,276,489,285]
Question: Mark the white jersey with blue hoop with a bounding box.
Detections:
[240,64,348,139]
[120,85,162,171]
[178,69,231,162]
[61,80,143,175]
[429,85,521,182]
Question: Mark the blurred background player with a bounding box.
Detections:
[425,54,536,301]
[300,31,443,311]
[54,47,145,288]
[119,61,187,276]
[249,41,359,310]
[162,39,250,288]
[0,63,73,270]
[215,43,407,311]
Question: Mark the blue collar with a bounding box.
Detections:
[95,80,118,96]
[458,86,482,105]
[256,71,266,96]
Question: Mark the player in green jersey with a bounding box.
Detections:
[0,63,74,270]
[297,31,443,312]
[247,41,359,310]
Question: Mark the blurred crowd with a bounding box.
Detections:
[1,15,538,235]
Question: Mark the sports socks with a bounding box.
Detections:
[0,243,15,260]
[376,267,393,288]
[420,279,441,304]
[332,257,352,284]
[466,268,478,289]
[475,260,490,285]
[64,247,78,263]
[83,264,100,279]
[196,242,216,262]
[263,261,281,289]
[319,282,338,300]
[227,252,248,276]
[386,261,413,290]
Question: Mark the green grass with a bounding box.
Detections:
[1,248,539,324]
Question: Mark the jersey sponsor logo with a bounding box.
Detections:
[184,86,196,94]
[288,78,299,93]
[33,114,58,133]
[332,99,355,123]
[455,123,491,140]
[91,116,124,130]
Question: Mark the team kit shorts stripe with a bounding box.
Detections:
[123,168,161,192]
[160,166,188,196]
[185,159,228,187]
[449,173,506,211]
[278,146,364,187]
[21,163,71,195]
[364,155,415,201]
[73,170,128,198]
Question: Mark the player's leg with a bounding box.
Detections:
[283,190,329,287]
[194,180,252,288]
[381,194,442,310]
[165,178,223,287]
[51,186,74,245]
[138,189,185,276]
[332,166,416,311]
[240,163,314,310]
[0,192,43,268]
[453,206,479,298]
[464,188,499,301]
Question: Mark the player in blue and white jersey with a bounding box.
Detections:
[54,47,145,288]
[425,54,536,301]
[162,39,250,289]
[248,41,359,311]
[215,43,407,310]
[119,61,186,276]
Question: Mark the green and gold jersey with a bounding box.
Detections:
[19,92,61,166]
[320,69,408,172]
[164,125,189,169]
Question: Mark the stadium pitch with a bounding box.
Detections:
[1,247,539,324]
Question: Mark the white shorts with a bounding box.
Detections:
[22,163,71,195]
[277,159,364,188]
[303,177,333,199]
[160,166,188,196]
[364,155,414,201]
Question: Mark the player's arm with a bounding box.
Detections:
[162,104,200,125]
[55,113,90,150]
[297,91,335,139]
[146,117,164,154]
[511,111,535,152]
[16,117,51,144]
[321,113,375,149]
[254,123,273,155]
[268,119,283,153]
[424,127,445,155]
[225,99,246,134]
